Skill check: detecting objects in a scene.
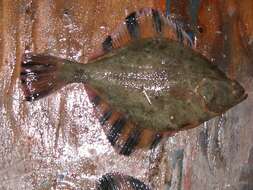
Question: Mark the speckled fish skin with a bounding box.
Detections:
[96,173,151,190]
[20,8,247,156]
[61,38,246,132]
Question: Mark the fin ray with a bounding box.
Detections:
[84,84,167,156]
[20,53,66,101]
[88,8,195,61]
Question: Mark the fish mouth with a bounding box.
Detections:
[241,92,248,101]
[240,85,248,102]
[236,87,248,104]
[232,80,248,103]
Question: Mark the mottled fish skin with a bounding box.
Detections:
[78,38,246,132]
[96,173,151,190]
[20,8,247,156]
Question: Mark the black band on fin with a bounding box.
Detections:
[102,35,113,52]
[97,173,151,190]
[97,174,116,190]
[25,88,53,101]
[152,9,162,33]
[99,109,113,125]
[25,94,39,101]
[91,95,101,107]
[119,128,141,156]
[128,176,151,190]
[107,117,127,146]
[125,12,140,40]
[150,133,163,149]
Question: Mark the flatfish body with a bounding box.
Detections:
[20,8,247,156]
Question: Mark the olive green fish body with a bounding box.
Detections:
[20,8,247,156]
[62,38,245,132]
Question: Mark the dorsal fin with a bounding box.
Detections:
[88,8,195,61]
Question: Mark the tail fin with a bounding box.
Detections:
[20,53,66,101]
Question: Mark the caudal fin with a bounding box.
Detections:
[20,53,66,101]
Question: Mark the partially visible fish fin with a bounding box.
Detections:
[96,173,151,190]
[85,84,164,156]
[20,53,68,101]
[89,8,195,61]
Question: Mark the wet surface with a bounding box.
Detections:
[0,1,253,189]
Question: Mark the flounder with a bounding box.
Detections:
[20,8,247,156]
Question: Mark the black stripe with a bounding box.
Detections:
[21,78,26,84]
[22,61,52,67]
[97,174,117,190]
[150,133,163,149]
[20,75,29,84]
[152,9,162,33]
[25,87,54,101]
[107,117,127,146]
[119,128,141,156]
[102,35,113,52]
[99,109,113,125]
[128,176,151,190]
[125,12,140,39]
[25,94,38,101]
[22,65,57,74]
[20,71,27,76]
[91,95,101,107]
[20,71,36,78]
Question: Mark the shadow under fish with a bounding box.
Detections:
[239,146,253,189]
[20,8,247,156]
[198,115,227,174]
[169,149,184,190]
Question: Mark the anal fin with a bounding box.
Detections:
[84,84,165,156]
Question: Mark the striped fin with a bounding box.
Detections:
[96,173,151,190]
[88,8,195,61]
[20,53,67,101]
[84,84,165,156]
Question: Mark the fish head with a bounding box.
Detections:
[197,77,247,114]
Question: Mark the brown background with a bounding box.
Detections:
[0,0,253,189]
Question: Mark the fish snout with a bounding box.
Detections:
[231,80,248,102]
[196,78,247,114]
